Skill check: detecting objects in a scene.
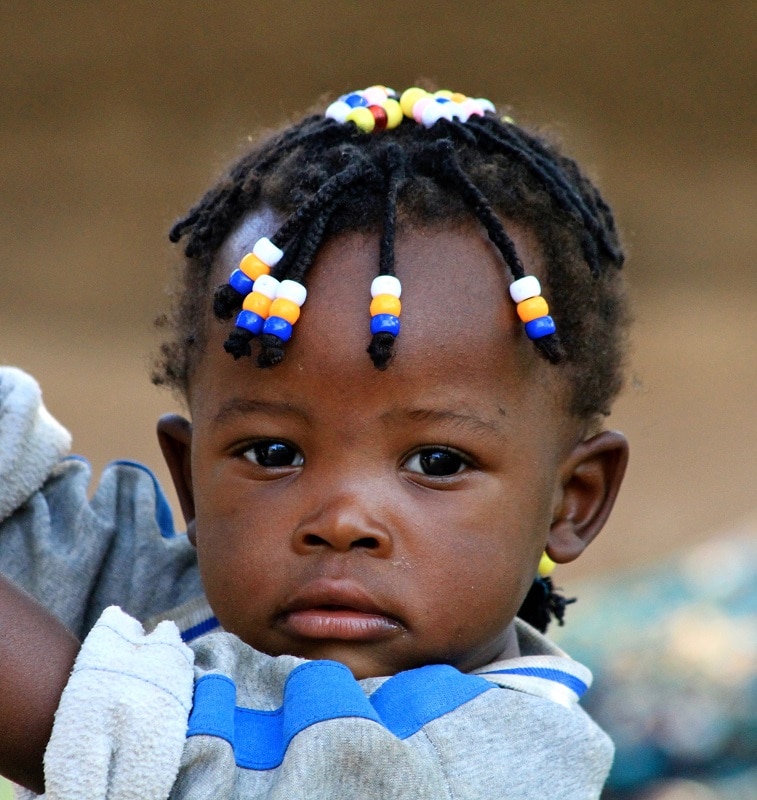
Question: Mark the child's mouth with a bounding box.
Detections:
[277,582,404,641]
[281,606,403,640]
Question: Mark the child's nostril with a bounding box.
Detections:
[352,537,380,550]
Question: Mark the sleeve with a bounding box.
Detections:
[0,367,203,639]
[43,607,194,800]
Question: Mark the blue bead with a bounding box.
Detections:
[370,313,401,336]
[435,97,451,103]
[524,315,556,340]
[344,93,368,108]
[263,316,294,342]
[229,269,254,296]
[235,310,265,335]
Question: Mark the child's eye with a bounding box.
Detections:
[404,448,468,477]
[244,441,304,468]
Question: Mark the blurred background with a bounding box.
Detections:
[0,2,754,797]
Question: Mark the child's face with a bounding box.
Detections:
[161,211,622,679]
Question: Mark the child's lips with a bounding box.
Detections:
[277,582,404,642]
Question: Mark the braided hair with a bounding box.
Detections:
[156,89,630,631]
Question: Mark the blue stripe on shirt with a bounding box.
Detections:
[187,661,495,770]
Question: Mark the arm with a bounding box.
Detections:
[0,574,79,794]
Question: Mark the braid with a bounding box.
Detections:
[516,576,576,633]
[424,135,566,364]
[368,143,406,369]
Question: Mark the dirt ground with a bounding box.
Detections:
[1,2,755,587]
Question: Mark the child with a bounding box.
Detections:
[0,85,629,799]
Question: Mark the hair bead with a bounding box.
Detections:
[370,275,402,298]
[238,253,270,281]
[516,295,549,322]
[369,105,388,131]
[269,297,301,325]
[242,291,273,317]
[252,237,284,267]
[344,92,369,108]
[262,315,294,341]
[276,279,308,306]
[370,313,401,336]
[508,275,557,340]
[509,275,541,303]
[250,274,280,299]
[235,309,266,336]
[400,87,428,117]
[370,294,401,317]
[383,98,403,129]
[524,316,556,339]
[325,99,352,123]
[228,268,254,296]
[346,106,376,133]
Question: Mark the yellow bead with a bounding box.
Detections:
[450,92,467,103]
[239,253,270,281]
[242,291,272,316]
[345,106,376,133]
[383,98,403,129]
[269,297,301,324]
[400,87,428,117]
[517,296,549,322]
[434,89,453,99]
[538,552,556,578]
[370,294,402,317]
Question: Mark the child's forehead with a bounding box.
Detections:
[214,208,546,296]
[192,209,572,427]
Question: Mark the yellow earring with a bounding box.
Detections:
[538,552,556,578]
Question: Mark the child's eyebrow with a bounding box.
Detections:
[381,408,503,436]
[212,398,310,425]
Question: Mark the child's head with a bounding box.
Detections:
[154,87,629,678]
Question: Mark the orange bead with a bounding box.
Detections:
[239,253,270,281]
[242,291,272,316]
[269,297,301,324]
[517,296,549,322]
[370,294,402,317]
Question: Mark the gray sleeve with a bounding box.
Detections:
[0,457,202,640]
[0,367,202,640]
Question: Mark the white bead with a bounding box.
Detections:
[476,98,496,113]
[252,273,280,299]
[371,275,402,298]
[362,87,387,106]
[509,275,541,303]
[325,100,352,123]
[252,237,284,267]
[460,98,484,120]
[447,102,465,121]
[276,279,307,307]
[421,100,449,128]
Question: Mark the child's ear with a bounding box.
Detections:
[156,414,196,545]
[547,430,628,564]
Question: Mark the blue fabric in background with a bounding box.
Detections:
[553,521,757,799]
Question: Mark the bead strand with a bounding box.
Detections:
[508,276,556,339]
[369,275,402,337]
[262,279,308,342]
[232,237,285,335]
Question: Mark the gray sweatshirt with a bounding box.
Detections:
[0,367,613,799]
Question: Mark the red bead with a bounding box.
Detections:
[368,105,388,131]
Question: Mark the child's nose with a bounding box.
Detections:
[291,493,393,556]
